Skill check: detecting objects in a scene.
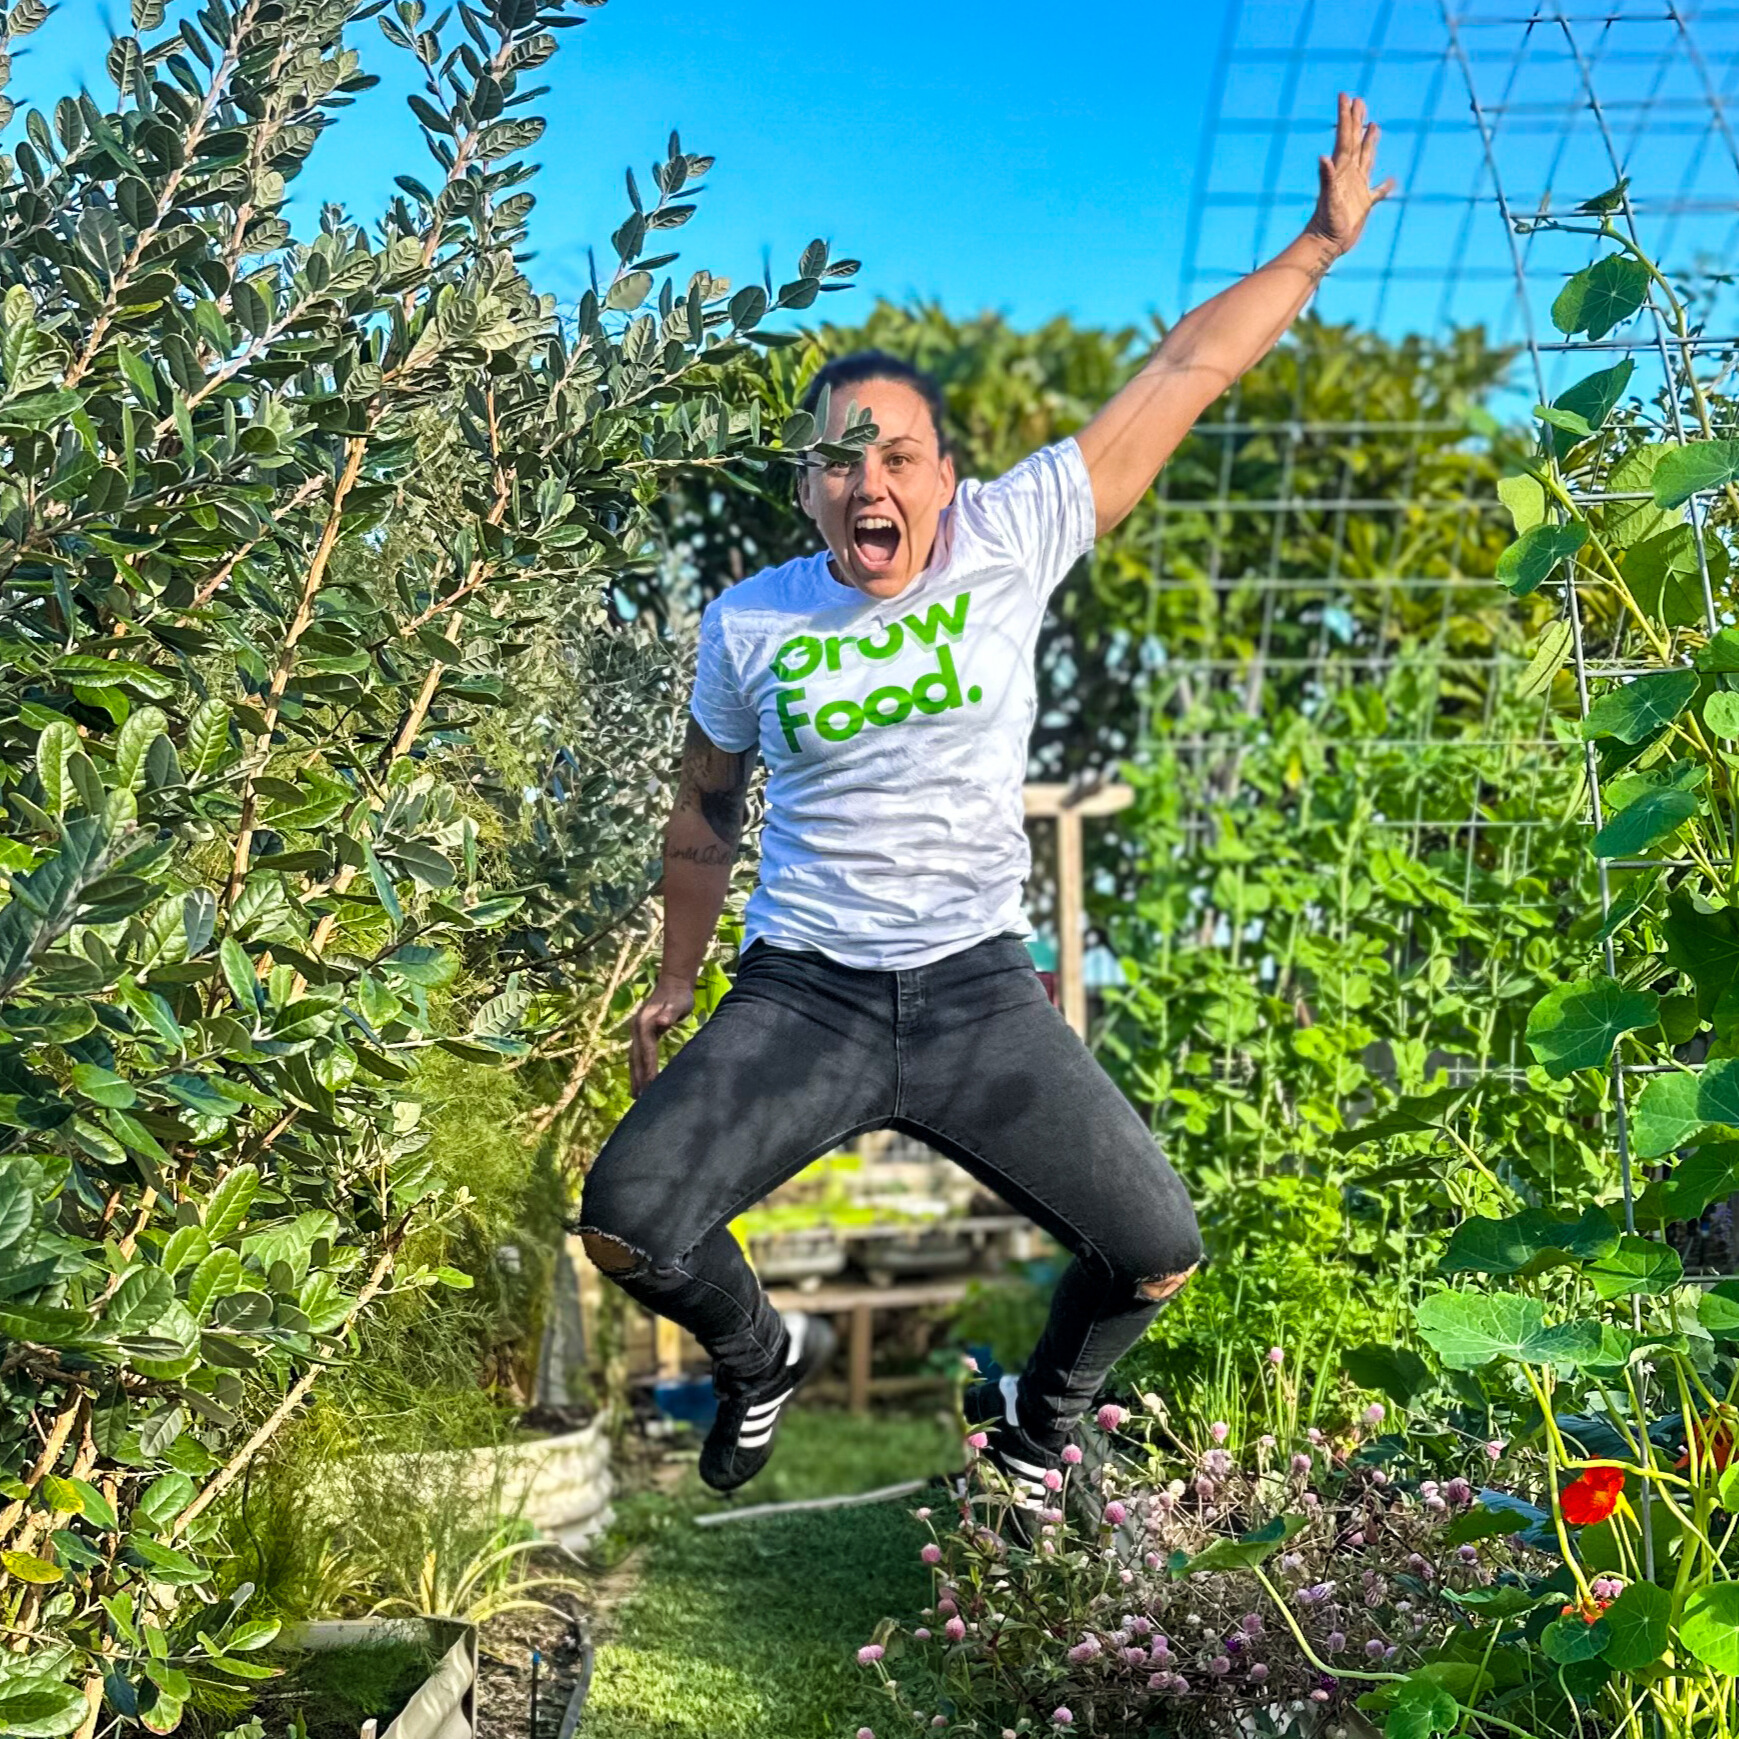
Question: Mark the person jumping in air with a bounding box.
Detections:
[577,96,1394,1532]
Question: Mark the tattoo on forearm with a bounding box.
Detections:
[666,841,736,867]
[674,718,753,847]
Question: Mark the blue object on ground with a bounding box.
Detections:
[653,1375,718,1429]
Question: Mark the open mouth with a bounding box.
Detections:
[852,514,902,570]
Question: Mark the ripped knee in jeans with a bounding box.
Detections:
[581,1229,647,1277]
[1135,1261,1199,1304]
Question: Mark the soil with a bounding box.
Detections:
[473,1425,688,1736]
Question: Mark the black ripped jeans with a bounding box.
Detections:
[577,933,1202,1447]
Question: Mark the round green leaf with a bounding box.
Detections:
[1526,976,1659,1078]
[1680,1582,1739,1674]
[1588,1234,1683,1300]
[1542,1613,1611,1663]
[1551,254,1651,342]
[1415,1290,1601,1371]
[1652,440,1739,510]
[1630,1071,1706,1159]
[1582,669,1698,745]
[1601,1579,1671,1670]
[1497,520,1588,597]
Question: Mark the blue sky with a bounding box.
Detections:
[9,0,1277,333]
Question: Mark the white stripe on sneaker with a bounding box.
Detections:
[745,1390,792,1419]
[738,1425,776,1448]
[1000,1373,1021,1428]
[783,1312,807,1365]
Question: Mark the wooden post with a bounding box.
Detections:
[654,1315,684,1380]
[1023,782,1134,1039]
[850,1301,873,1415]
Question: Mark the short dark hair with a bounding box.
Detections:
[798,350,951,457]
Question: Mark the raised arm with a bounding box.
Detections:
[1076,92,1397,536]
[628,719,755,1096]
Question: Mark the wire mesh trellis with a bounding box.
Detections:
[1138,0,1739,1259]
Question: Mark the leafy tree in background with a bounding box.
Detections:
[0,0,859,1718]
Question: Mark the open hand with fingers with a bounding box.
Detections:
[1307,91,1398,257]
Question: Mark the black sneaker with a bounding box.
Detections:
[957,1371,1066,1548]
[699,1310,836,1494]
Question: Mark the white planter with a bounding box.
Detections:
[282,1617,477,1739]
[374,1413,615,1553]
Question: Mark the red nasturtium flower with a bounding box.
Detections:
[1674,1409,1736,1473]
[1560,1463,1626,1526]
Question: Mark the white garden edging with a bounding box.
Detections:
[283,1617,477,1739]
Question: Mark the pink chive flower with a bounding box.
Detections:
[1268,1345,1284,1366]
[1327,1631,1347,1652]
[1291,1452,1312,1475]
[1250,1662,1269,1683]
[1209,1656,1231,1676]
[1366,1639,1385,1658]
[1446,1478,1473,1505]
[1119,1568,1134,1584]
[1307,1427,1324,1444]
[963,1355,980,1373]
[1485,1439,1504,1461]
[1210,1420,1230,1444]
[1259,1433,1277,1450]
[1068,1638,1100,1664]
[914,1627,931,1640]
[1043,1468,1063,1491]
[858,1730,876,1739]
[1363,1403,1386,1426]
[1241,1613,1263,1635]
[1104,1500,1128,1525]
[937,1596,957,1615]
[915,1505,932,1519]
[967,1431,988,1450]
[1096,1403,1125,1431]
[1061,1443,1083,1464]
[933,1721,947,1730]
[1311,1690,1331,1703]
[921,1544,942,1564]
[857,1645,884,1665]
[945,1617,966,1642]
[1053,1710,1073,1727]
[1144,1552,1162,1570]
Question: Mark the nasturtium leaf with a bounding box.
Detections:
[1547,359,1635,460]
[1592,763,1705,858]
[1415,1290,1601,1370]
[1720,1463,1739,1510]
[1624,525,1729,629]
[1603,445,1678,548]
[1341,1344,1434,1408]
[1446,1494,1547,1544]
[1646,1145,1739,1223]
[1699,630,1739,673]
[1497,520,1588,597]
[1175,1513,1307,1575]
[1497,473,1545,534]
[1698,1280,1739,1338]
[1588,1234,1682,1299]
[1542,1614,1611,1663]
[1652,439,1739,509]
[1630,1072,1706,1158]
[1698,1058,1739,1130]
[1551,253,1651,341]
[1516,618,1574,700]
[1383,1674,1458,1739]
[1525,976,1658,1077]
[1439,1205,1619,1277]
[1706,691,1739,740]
[1582,670,1698,744]
[1681,1584,1739,1674]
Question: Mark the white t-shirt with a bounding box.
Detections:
[688,437,1097,971]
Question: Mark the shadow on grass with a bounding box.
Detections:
[582,1407,962,1739]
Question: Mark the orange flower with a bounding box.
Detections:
[1674,1410,1735,1473]
[1560,1464,1625,1526]
[1560,1596,1612,1624]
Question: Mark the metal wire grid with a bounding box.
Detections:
[1155,4,1739,1242]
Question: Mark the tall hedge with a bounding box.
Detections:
[0,0,859,1725]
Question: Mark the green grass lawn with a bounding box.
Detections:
[581,1406,962,1738]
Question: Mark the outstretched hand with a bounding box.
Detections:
[1307,92,1397,257]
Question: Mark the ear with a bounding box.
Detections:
[939,451,957,505]
[796,462,819,526]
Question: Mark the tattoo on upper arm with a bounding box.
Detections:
[674,718,754,847]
